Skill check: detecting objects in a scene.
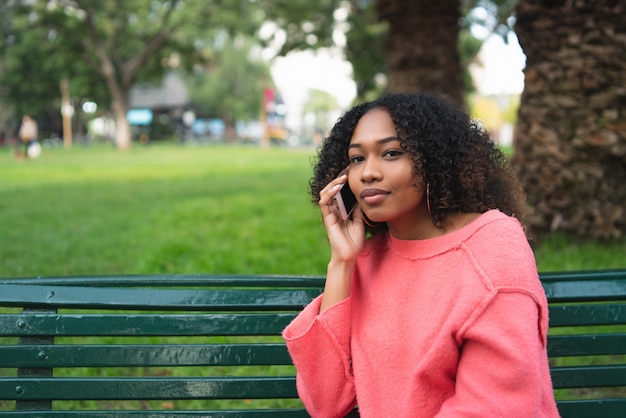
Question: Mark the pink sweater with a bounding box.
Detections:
[283,210,560,418]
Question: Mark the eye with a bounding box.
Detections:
[383,149,403,158]
[349,155,364,164]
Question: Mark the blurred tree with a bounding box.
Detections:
[261,0,516,108]
[187,35,273,141]
[376,0,464,106]
[512,0,625,239]
[302,88,341,136]
[1,0,262,150]
[343,0,387,101]
[0,2,108,136]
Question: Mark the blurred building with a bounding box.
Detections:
[129,71,192,140]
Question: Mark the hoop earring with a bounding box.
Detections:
[363,214,379,228]
[426,182,432,216]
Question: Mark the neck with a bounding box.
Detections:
[388,211,482,241]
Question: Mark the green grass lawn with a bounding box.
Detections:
[1,144,331,277]
[1,143,623,277]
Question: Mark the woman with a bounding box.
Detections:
[283,93,560,417]
[18,115,38,158]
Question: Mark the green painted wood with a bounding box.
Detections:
[0,344,292,367]
[548,303,626,327]
[540,270,626,282]
[556,399,626,418]
[0,284,320,311]
[14,308,54,411]
[0,274,326,288]
[550,365,626,388]
[547,334,626,357]
[0,313,297,337]
[541,270,626,303]
[0,410,311,417]
[0,377,298,400]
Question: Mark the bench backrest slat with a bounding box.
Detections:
[1,284,319,311]
[0,344,292,368]
[0,275,327,288]
[556,399,626,418]
[550,365,626,389]
[541,270,626,302]
[548,303,626,326]
[548,334,626,357]
[0,410,313,417]
[0,313,297,337]
[0,376,298,401]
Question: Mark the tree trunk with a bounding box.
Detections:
[512,0,626,239]
[376,0,464,108]
[224,120,237,142]
[112,106,132,151]
[103,66,132,150]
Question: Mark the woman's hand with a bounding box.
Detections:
[318,172,365,313]
[319,173,365,265]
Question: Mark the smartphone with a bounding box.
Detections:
[334,182,358,220]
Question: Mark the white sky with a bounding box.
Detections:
[471,33,526,95]
[270,33,526,131]
[271,49,356,130]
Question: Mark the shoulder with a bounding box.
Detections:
[463,211,539,289]
[469,210,527,244]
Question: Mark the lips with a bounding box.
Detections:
[360,188,389,205]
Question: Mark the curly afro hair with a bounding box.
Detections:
[310,93,528,236]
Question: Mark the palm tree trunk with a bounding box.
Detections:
[512,0,626,239]
[376,0,464,108]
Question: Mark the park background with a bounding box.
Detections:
[0,1,625,413]
[1,1,624,276]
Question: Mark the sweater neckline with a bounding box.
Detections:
[386,210,507,259]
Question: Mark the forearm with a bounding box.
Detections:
[320,259,354,313]
[283,295,356,417]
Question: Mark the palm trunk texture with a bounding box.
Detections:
[376,0,465,108]
[512,0,626,239]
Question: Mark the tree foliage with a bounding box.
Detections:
[0,2,107,121]
[461,0,517,39]
[187,35,272,138]
[344,0,388,101]
[1,0,265,149]
[257,0,340,54]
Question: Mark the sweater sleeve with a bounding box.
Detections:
[436,291,558,418]
[282,295,357,418]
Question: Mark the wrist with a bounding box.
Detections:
[320,260,354,313]
[327,258,355,276]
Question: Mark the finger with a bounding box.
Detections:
[319,178,346,207]
[323,192,344,224]
[323,174,348,193]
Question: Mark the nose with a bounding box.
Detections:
[360,158,382,184]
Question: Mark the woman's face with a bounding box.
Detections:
[347,108,430,238]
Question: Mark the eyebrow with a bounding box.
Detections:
[349,136,400,148]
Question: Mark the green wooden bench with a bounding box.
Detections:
[0,270,625,417]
